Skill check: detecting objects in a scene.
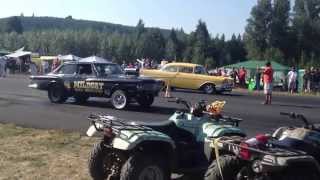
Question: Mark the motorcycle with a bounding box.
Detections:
[204,112,320,180]
[86,98,246,180]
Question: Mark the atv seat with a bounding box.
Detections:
[130,120,174,130]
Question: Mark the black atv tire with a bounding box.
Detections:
[204,155,243,180]
[137,95,154,108]
[88,142,124,180]
[120,152,170,180]
[74,95,89,104]
[48,83,67,103]
[111,90,128,110]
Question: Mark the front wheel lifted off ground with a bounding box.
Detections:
[111,90,128,110]
[204,155,243,180]
[88,142,124,180]
[120,152,170,180]
[48,83,67,103]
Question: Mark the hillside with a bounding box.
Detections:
[0,16,174,36]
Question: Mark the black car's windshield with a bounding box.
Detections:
[94,63,124,76]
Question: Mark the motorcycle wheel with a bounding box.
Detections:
[204,155,243,180]
[120,152,170,180]
[88,142,124,180]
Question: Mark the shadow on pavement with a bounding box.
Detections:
[172,89,244,97]
[66,100,176,115]
[273,103,318,109]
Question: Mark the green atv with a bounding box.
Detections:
[86,98,246,180]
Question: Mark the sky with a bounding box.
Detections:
[0,0,257,38]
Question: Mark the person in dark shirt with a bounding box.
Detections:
[310,67,316,92]
[230,67,238,87]
[255,66,261,90]
[303,69,311,93]
[315,68,320,92]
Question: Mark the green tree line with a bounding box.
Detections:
[0,17,246,68]
[245,0,320,67]
[0,0,319,68]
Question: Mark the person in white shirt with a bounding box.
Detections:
[287,67,297,94]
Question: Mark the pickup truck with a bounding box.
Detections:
[29,61,164,110]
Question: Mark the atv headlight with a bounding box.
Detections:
[252,160,263,173]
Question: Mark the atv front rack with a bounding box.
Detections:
[88,113,153,134]
[211,136,307,157]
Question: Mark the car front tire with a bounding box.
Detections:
[48,83,67,103]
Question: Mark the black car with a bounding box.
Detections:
[28,61,164,109]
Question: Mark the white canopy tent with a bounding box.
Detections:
[58,54,81,61]
[79,56,110,63]
[6,51,32,58]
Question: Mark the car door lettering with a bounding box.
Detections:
[74,81,104,93]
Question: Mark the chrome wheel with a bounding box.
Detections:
[139,166,164,180]
[111,90,127,109]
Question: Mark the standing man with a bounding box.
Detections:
[239,66,247,88]
[287,67,297,94]
[230,68,238,87]
[263,62,273,105]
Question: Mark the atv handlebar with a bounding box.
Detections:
[280,112,313,129]
[168,98,191,111]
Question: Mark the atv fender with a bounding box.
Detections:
[201,122,246,138]
[111,130,175,151]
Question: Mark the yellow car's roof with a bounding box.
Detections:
[165,62,201,67]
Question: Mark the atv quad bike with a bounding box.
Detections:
[86,98,246,180]
[204,112,320,180]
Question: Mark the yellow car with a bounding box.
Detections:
[141,62,233,94]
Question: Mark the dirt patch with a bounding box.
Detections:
[0,123,97,180]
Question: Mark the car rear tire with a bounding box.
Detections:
[120,152,170,180]
[111,90,128,110]
[137,95,154,108]
[48,83,67,103]
[203,84,215,94]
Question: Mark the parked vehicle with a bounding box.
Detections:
[28,60,163,110]
[86,98,245,180]
[205,112,320,180]
[141,62,233,94]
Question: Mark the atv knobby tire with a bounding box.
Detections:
[280,165,320,180]
[120,152,170,180]
[88,142,124,180]
[204,155,243,180]
[48,83,67,103]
